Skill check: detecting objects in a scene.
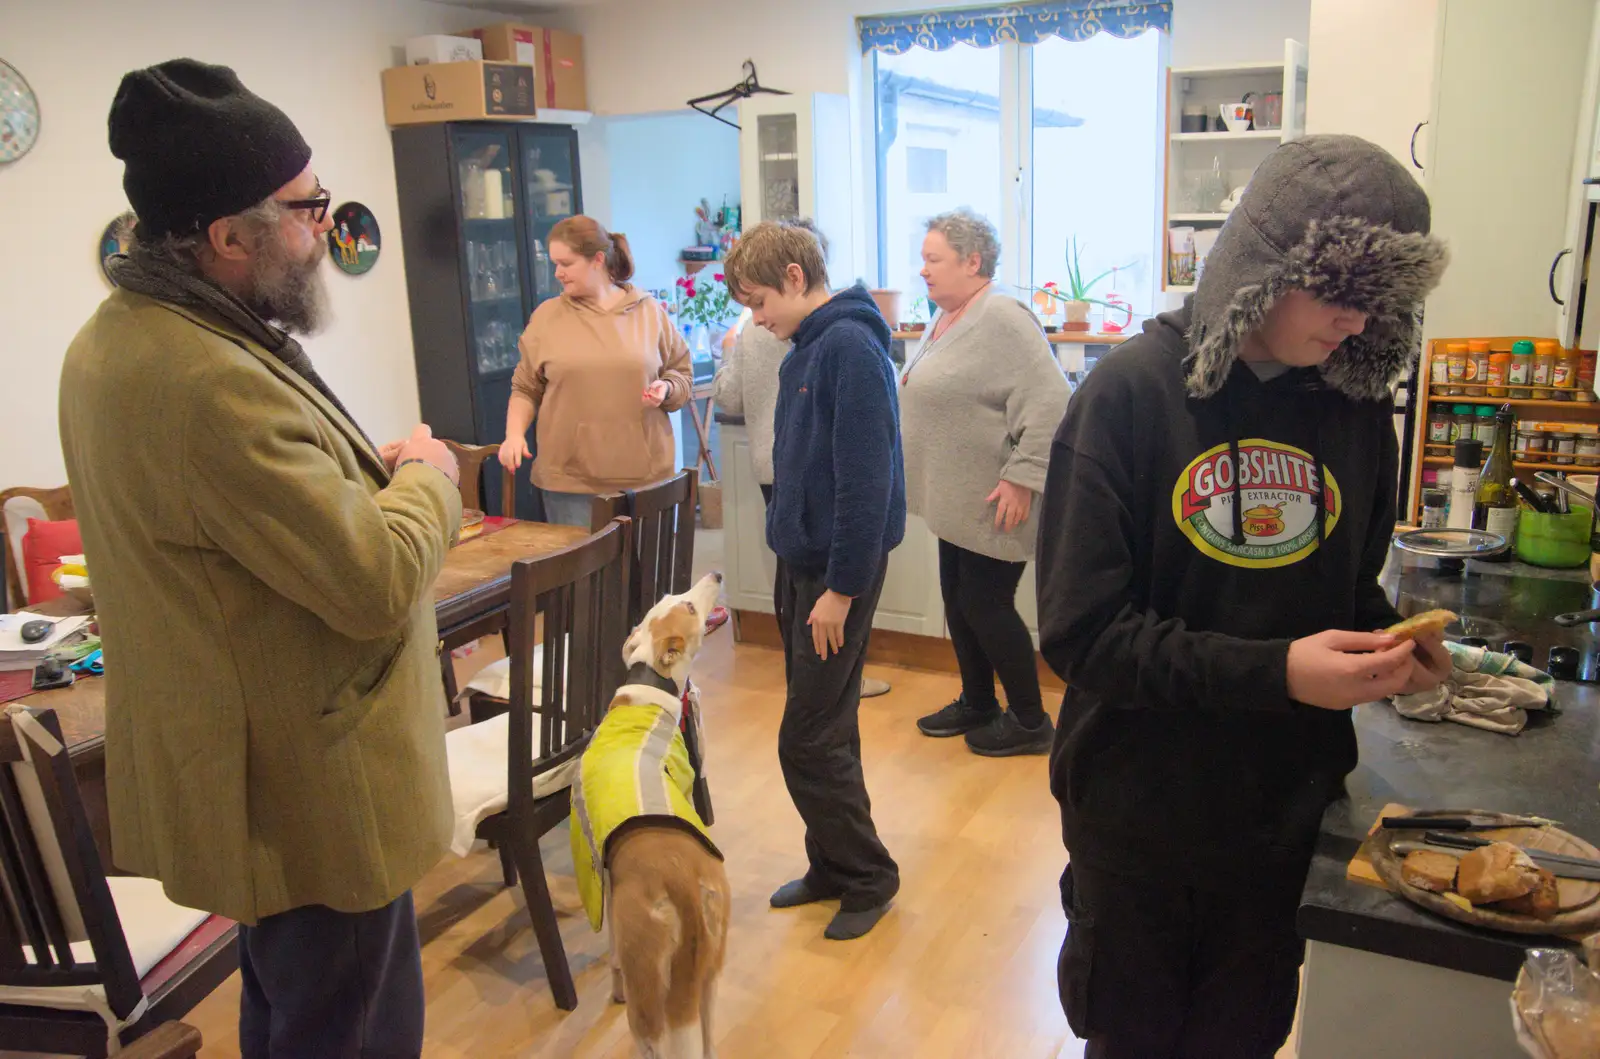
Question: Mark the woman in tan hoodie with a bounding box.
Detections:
[499,216,693,525]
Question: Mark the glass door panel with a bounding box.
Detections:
[521,128,578,307]
[452,127,524,377]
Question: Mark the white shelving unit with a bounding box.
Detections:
[1162,39,1308,300]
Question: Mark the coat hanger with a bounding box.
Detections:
[686,60,791,130]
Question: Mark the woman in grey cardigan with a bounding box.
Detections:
[901,209,1071,756]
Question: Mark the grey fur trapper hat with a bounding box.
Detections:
[1185,134,1449,401]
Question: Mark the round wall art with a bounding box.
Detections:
[327,201,380,275]
[99,210,136,285]
[0,59,40,164]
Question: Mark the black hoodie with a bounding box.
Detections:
[1036,136,1449,891]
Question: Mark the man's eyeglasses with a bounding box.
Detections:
[281,189,332,224]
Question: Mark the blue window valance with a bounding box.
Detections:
[859,0,1171,54]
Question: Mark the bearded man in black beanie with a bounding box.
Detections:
[59,59,460,1058]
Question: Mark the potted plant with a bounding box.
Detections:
[1036,237,1131,332]
[903,295,933,332]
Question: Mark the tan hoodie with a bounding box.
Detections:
[513,285,692,493]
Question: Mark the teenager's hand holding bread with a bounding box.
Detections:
[1286,629,1419,709]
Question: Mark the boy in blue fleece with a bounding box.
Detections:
[721,220,905,940]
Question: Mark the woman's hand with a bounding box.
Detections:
[809,590,853,659]
[987,480,1033,532]
[498,435,532,472]
[642,380,671,408]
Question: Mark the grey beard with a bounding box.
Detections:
[248,238,330,335]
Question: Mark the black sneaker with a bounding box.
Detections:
[964,712,1052,757]
[916,697,998,737]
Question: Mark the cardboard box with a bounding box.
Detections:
[472,23,587,111]
[405,34,482,65]
[381,61,537,126]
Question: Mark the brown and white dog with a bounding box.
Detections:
[575,571,730,1059]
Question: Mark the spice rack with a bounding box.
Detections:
[1408,337,1600,524]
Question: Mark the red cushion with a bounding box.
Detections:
[20,518,81,605]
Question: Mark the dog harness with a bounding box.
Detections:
[571,683,721,931]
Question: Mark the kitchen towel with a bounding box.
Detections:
[1390,641,1554,735]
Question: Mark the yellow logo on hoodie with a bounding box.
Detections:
[1172,439,1342,569]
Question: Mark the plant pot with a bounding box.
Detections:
[901,322,926,333]
[868,289,901,326]
[1062,300,1091,332]
[698,480,724,530]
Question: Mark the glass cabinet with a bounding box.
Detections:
[392,121,583,519]
[738,93,857,289]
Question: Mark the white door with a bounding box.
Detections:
[1304,0,1438,176]
[1556,10,1600,346]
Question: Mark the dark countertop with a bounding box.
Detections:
[1298,547,1600,980]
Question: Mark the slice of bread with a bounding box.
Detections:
[1457,841,1543,904]
[1384,609,1458,641]
[1492,867,1560,920]
[1401,849,1460,893]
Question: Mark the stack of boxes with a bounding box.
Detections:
[384,22,587,126]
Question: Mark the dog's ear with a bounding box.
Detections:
[654,635,687,669]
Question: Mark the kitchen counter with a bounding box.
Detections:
[1294,547,1600,1057]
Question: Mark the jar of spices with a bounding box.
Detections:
[1518,422,1548,461]
[1468,339,1490,394]
[1444,341,1469,395]
[1487,344,1512,397]
[1422,469,1439,490]
[1429,345,1451,390]
[1577,427,1600,467]
[1552,344,1580,398]
[1474,404,1497,446]
[1449,404,1474,443]
[1427,405,1452,446]
[1551,430,1577,465]
[1420,489,1449,529]
[1533,339,1559,399]
[1509,339,1535,398]
[1579,349,1597,401]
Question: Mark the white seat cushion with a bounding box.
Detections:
[3,495,46,602]
[461,637,570,704]
[445,713,579,857]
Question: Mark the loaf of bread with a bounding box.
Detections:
[1384,609,1457,641]
[1457,841,1542,904]
[1401,850,1460,893]
[1493,868,1561,920]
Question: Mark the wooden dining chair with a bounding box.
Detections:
[590,469,713,824]
[453,518,631,1012]
[0,706,237,1056]
[1,485,75,613]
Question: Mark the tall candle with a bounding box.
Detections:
[483,169,504,219]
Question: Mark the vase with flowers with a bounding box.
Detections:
[676,272,738,359]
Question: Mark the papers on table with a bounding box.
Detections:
[0,612,91,672]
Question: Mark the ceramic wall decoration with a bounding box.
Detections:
[0,59,40,163]
[327,201,380,275]
[99,210,136,285]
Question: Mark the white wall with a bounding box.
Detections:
[599,112,741,295]
[547,0,1310,117]
[0,0,477,489]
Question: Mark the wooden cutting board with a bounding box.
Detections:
[1352,804,1600,935]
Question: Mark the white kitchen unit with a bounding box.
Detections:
[1161,40,1308,303]
[738,92,858,290]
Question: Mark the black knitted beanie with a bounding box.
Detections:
[109,59,312,238]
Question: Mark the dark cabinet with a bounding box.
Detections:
[391,121,583,519]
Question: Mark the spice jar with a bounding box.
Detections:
[1533,339,1559,399]
[1577,427,1600,467]
[1579,350,1597,401]
[1552,344,1580,398]
[1444,341,1469,396]
[1474,404,1497,446]
[1420,489,1449,529]
[1551,430,1577,465]
[1517,422,1548,461]
[1449,404,1474,443]
[1430,345,1451,390]
[1427,405,1452,446]
[1509,339,1535,398]
[1487,344,1512,397]
[1468,339,1490,394]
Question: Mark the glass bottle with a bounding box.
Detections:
[1473,404,1518,559]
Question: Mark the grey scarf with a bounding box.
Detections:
[105,249,376,451]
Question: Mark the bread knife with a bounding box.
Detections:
[1399,832,1600,882]
[1382,814,1559,831]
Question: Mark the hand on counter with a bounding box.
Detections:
[809,589,852,659]
[988,480,1032,533]
[1287,630,1422,710]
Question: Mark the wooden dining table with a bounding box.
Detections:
[19,518,589,868]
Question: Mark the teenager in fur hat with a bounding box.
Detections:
[1036,134,1453,1056]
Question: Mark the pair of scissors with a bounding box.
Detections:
[70,649,103,676]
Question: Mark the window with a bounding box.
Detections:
[906,147,949,194]
[865,2,1169,321]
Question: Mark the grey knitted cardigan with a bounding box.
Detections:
[711,317,788,485]
[899,292,1070,562]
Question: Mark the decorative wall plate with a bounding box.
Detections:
[99,210,136,284]
[0,60,40,163]
[326,201,380,275]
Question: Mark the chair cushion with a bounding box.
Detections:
[459,638,567,703]
[3,495,46,603]
[20,517,81,605]
[444,713,578,857]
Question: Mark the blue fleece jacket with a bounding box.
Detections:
[767,284,906,597]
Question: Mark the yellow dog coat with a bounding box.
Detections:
[571,684,721,931]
